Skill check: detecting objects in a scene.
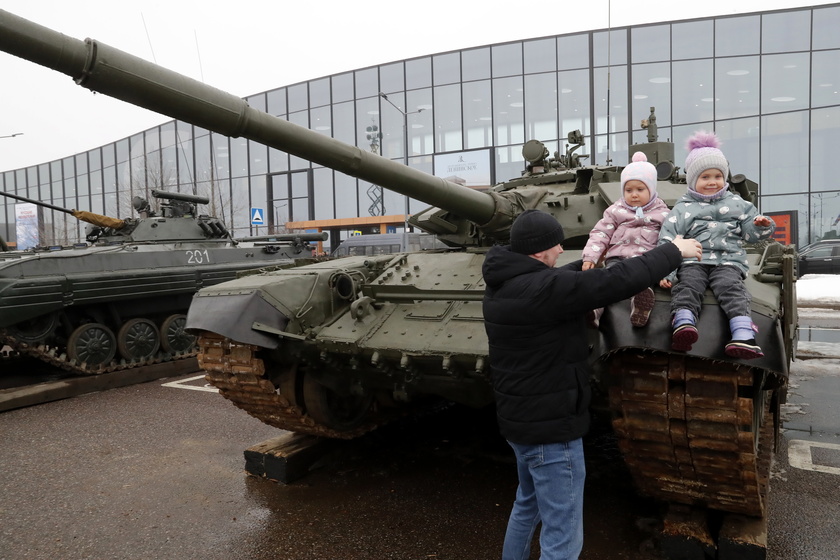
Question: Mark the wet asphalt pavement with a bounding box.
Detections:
[0,373,665,560]
[2,324,840,559]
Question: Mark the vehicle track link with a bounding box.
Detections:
[198,333,380,439]
[0,332,196,375]
[607,350,775,517]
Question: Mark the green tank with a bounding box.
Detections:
[0,9,797,520]
[0,187,326,373]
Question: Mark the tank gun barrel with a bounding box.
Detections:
[0,10,497,227]
[0,190,126,230]
[1,190,75,214]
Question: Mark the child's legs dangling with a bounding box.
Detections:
[708,265,764,359]
[669,265,710,351]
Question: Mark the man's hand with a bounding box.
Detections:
[672,235,702,261]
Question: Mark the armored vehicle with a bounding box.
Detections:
[0,188,325,373]
[0,9,796,522]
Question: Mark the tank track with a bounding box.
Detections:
[607,351,774,517]
[197,333,380,439]
[0,332,197,375]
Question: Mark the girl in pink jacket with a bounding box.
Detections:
[583,152,670,327]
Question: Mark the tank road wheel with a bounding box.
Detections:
[7,312,58,343]
[302,373,374,432]
[67,323,117,367]
[117,318,161,361]
[159,314,196,354]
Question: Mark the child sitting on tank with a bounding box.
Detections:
[582,151,670,327]
[657,131,775,360]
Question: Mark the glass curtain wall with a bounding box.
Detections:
[3,4,840,249]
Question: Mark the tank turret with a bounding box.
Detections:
[0,9,797,531]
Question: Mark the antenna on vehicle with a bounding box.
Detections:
[194,30,206,83]
[140,13,157,63]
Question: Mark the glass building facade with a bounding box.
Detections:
[2,4,840,249]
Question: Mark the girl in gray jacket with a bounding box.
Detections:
[658,131,775,359]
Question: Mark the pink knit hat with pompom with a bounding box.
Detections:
[620,152,658,203]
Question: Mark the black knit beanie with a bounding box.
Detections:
[509,209,565,255]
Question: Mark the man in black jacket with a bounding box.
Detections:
[482,209,701,560]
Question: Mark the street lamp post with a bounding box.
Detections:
[379,92,425,251]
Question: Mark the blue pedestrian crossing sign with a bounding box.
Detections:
[250,207,265,225]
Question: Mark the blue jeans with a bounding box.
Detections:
[503,438,585,560]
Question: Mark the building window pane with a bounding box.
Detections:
[178,139,194,186]
[715,117,760,184]
[309,77,330,108]
[462,47,490,81]
[524,38,556,74]
[433,52,460,85]
[813,6,840,50]
[334,172,358,219]
[631,25,670,63]
[463,80,493,149]
[332,72,354,103]
[812,50,840,108]
[761,111,809,196]
[405,58,431,90]
[558,69,590,137]
[267,88,287,116]
[493,76,525,146]
[811,106,840,193]
[593,29,627,67]
[762,10,811,54]
[715,56,759,120]
[524,73,557,142]
[356,97,381,153]
[406,89,433,156]
[594,66,628,135]
[311,105,332,139]
[761,53,809,114]
[212,133,230,180]
[492,43,523,78]
[557,34,589,70]
[379,63,404,93]
[287,83,308,113]
[230,136,248,179]
[353,67,380,100]
[434,84,462,152]
[313,167,334,220]
[673,20,713,60]
[716,15,759,57]
[249,140,267,175]
[672,59,713,126]
[631,62,671,137]
[495,146,523,184]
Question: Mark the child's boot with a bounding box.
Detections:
[630,287,655,327]
[671,309,698,351]
[725,316,763,359]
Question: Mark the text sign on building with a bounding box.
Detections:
[15,202,40,250]
[251,207,265,225]
[433,149,492,189]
